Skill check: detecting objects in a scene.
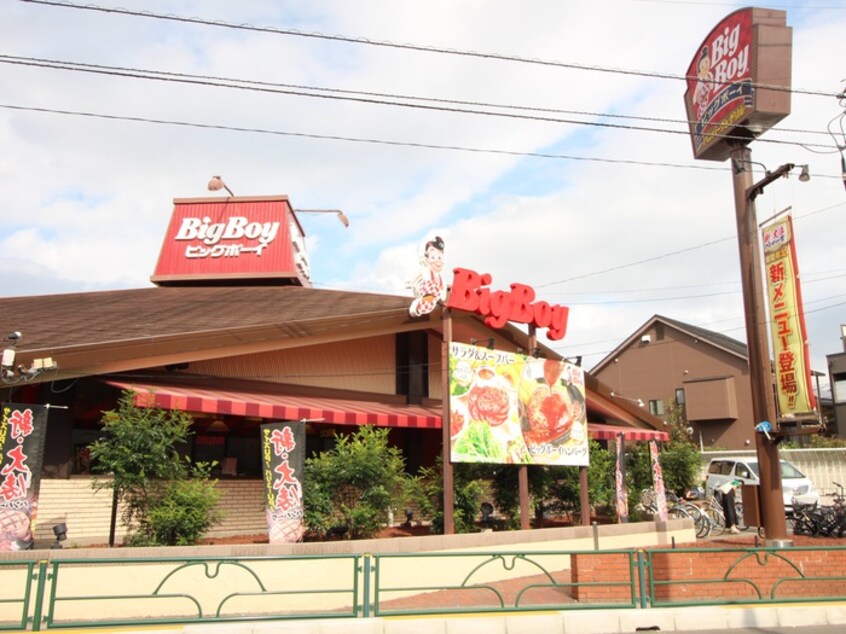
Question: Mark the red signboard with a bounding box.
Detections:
[446,267,569,341]
[683,8,792,161]
[151,196,311,286]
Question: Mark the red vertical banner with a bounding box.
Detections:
[761,215,816,418]
[0,403,48,551]
[615,435,628,523]
[260,422,305,544]
[649,440,668,522]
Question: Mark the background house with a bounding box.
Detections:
[591,315,828,451]
[826,325,846,438]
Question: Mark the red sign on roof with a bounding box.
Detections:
[151,196,311,286]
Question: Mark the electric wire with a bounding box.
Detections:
[3,103,845,183]
[0,102,731,172]
[0,54,834,143]
[16,0,840,99]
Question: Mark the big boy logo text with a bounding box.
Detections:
[446,267,569,341]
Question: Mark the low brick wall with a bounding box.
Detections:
[571,544,846,603]
[34,477,266,546]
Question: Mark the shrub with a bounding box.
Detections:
[303,426,407,539]
[407,459,486,534]
[89,390,222,545]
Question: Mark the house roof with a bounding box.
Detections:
[590,314,749,375]
[0,286,431,378]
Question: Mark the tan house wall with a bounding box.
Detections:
[189,334,397,394]
[593,325,754,450]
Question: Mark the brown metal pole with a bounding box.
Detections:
[441,308,455,534]
[518,327,537,530]
[579,466,591,526]
[729,145,788,543]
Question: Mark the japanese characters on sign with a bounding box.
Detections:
[151,197,310,286]
[448,342,588,466]
[762,215,816,418]
[683,8,792,162]
[1,403,49,551]
[446,267,570,341]
[260,422,305,544]
[685,9,753,159]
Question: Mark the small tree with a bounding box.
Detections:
[406,459,486,534]
[88,390,221,545]
[303,426,407,539]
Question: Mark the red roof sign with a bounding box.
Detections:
[151,195,310,286]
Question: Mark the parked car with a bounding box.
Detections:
[705,457,819,512]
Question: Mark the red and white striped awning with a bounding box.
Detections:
[105,380,667,439]
[587,423,669,442]
[106,380,442,430]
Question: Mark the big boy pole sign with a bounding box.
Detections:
[446,267,569,341]
[683,7,792,162]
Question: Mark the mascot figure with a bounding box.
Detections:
[408,236,447,317]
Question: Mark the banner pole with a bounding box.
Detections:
[518,326,537,530]
[441,308,455,534]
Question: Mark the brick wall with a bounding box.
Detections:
[571,546,846,603]
[34,477,267,546]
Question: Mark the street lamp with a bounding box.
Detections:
[294,209,350,228]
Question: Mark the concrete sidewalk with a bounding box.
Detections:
[91,602,846,634]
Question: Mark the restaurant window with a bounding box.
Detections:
[675,388,685,405]
[649,399,665,416]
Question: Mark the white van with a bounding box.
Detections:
[704,457,818,512]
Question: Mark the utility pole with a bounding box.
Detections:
[729,145,789,544]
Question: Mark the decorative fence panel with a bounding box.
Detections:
[1,546,844,630]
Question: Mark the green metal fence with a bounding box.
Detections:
[1,545,844,629]
[645,545,846,608]
[372,549,639,616]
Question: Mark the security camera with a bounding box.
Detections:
[7,331,21,342]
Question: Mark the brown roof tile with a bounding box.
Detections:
[0,286,412,352]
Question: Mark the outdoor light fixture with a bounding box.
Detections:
[207,175,234,197]
[207,419,229,433]
[480,501,495,527]
[532,347,541,359]
[403,508,413,527]
[1,331,59,385]
[52,523,68,549]
[732,158,771,176]
[294,209,350,228]
[610,391,645,408]
[798,165,811,182]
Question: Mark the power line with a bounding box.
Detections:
[17,0,840,98]
[538,200,846,289]
[4,102,846,184]
[555,296,846,362]
[0,54,833,142]
[1,55,836,151]
[0,102,732,172]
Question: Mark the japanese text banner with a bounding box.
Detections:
[762,215,816,418]
[1,403,48,551]
[260,422,305,544]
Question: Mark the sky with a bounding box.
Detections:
[2,0,845,398]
